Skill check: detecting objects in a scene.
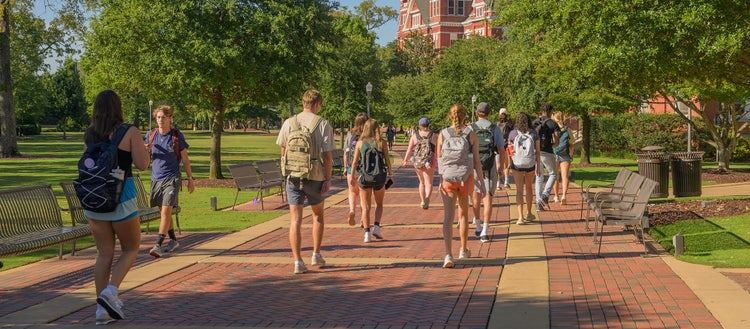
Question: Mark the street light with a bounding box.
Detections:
[148,99,154,132]
[471,95,477,122]
[366,82,373,118]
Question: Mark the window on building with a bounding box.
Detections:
[448,0,454,15]
[402,14,408,26]
[412,14,420,27]
[476,6,484,18]
[458,0,464,16]
[431,0,438,17]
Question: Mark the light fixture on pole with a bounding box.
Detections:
[471,95,477,122]
[366,82,373,118]
[148,99,154,132]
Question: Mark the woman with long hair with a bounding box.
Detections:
[507,112,541,224]
[349,118,393,242]
[344,112,369,225]
[402,117,437,209]
[552,111,574,205]
[437,104,485,268]
[84,90,149,325]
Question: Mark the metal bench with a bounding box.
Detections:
[0,185,92,267]
[228,162,266,210]
[331,149,345,178]
[254,159,286,204]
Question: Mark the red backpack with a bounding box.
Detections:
[147,128,182,162]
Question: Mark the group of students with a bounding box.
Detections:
[80,90,195,325]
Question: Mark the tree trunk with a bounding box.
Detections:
[0,2,19,158]
[579,113,591,164]
[716,144,731,172]
[207,90,226,179]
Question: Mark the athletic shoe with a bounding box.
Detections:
[424,197,430,209]
[540,194,550,208]
[561,197,567,205]
[364,231,372,243]
[516,219,526,225]
[294,261,307,274]
[420,201,426,209]
[480,235,490,243]
[95,305,115,325]
[348,211,356,226]
[504,183,511,189]
[552,196,559,203]
[473,218,482,237]
[496,182,502,190]
[311,253,326,266]
[536,201,544,212]
[163,240,179,253]
[443,255,455,268]
[96,287,124,320]
[148,245,162,258]
[459,249,471,259]
[526,214,536,222]
[372,225,383,239]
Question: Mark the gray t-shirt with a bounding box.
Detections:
[276,111,335,181]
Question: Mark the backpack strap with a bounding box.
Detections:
[171,128,182,163]
[111,124,130,146]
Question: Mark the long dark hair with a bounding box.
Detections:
[84,90,125,143]
[515,112,532,133]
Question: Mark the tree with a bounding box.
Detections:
[46,58,87,139]
[352,0,397,32]
[82,0,337,178]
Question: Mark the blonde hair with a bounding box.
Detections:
[360,118,382,145]
[448,103,467,129]
[153,105,173,118]
[302,90,323,109]
[552,111,564,128]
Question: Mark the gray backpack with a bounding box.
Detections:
[438,126,473,182]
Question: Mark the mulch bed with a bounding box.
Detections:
[649,199,750,226]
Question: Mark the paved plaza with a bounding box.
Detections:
[1,145,749,328]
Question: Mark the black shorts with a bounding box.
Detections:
[511,164,536,173]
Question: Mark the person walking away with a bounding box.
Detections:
[533,104,560,211]
[469,103,505,243]
[508,112,541,224]
[437,104,486,268]
[551,111,574,205]
[349,118,393,242]
[276,90,334,274]
[344,113,368,226]
[146,105,195,258]
[496,108,513,190]
[401,117,437,209]
[83,90,150,325]
[386,124,396,149]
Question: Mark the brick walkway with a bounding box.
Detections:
[0,145,748,328]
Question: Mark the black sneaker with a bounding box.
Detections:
[540,194,550,209]
[536,201,544,212]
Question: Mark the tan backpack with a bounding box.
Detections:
[282,115,323,180]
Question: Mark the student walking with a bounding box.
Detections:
[145,105,195,258]
[533,104,560,211]
[508,112,541,224]
[437,104,486,268]
[469,103,505,243]
[402,117,437,209]
[83,90,150,325]
[496,108,513,190]
[552,111,574,205]
[349,118,393,243]
[276,90,335,274]
[344,113,368,226]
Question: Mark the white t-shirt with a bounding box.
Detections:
[276,111,335,181]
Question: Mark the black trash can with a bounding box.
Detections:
[671,152,704,197]
[636,146,670,198]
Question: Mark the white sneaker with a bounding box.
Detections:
[526,214,536,222]
[294,261,307,274]
[95,305,115,325]
[459,249,471,259]
[516,219,526,225]
[311,253,325,266]
[96,286,124,320]
[372,225,383,239]
[496,182,502,190]
[552,196,559,203]
[443,255,455,268]
[364,231,372,243]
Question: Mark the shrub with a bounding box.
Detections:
[18,124,41,136]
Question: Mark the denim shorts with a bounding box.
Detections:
[286,179,325,206]
[555,154,573,163]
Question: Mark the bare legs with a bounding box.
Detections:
[88,216,141,296]
[415,167,435,206]
[289,202,325,262]
[512,170,536,221]
[441,188,470,256]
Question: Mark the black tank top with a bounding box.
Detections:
[117,148,133,178]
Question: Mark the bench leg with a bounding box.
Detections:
[232,190,240,211]
[175,212,181,235]
[58,243,64,260]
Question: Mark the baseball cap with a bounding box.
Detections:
[418,117,430,126]
[499,108,509,116]
[476,102,491,116]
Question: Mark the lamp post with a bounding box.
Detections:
[148,99,154,132]
[471,95,477,122]
[366,82,373,118]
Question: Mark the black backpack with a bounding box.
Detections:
[358,142,388,188]
[74,124,131,213]
[471,123,497,171]
[535,117,553,151]
[345,133,360,168]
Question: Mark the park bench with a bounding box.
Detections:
[228,162,267,210]
[254,159,286,203]
[584,172,645,231]
[331,149,345,178]
[0,184,92,268]
[60,174,181,235]
[580,167,633,220]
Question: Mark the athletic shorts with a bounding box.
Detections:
[511,163,536,173]
[150,175,181,207]
[441,173,474,198]
[286,179,325,206]
[474,169,497,196]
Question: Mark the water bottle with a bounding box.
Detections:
[111,167,125,202]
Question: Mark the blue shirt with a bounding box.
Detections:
[145,129,189,181]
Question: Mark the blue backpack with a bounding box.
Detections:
[74,124,131,213]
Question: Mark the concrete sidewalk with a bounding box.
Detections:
[1,147,749,328]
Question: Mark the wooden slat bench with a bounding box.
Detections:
[0,184,92,268]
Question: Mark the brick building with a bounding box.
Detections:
[398,0,503,49]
